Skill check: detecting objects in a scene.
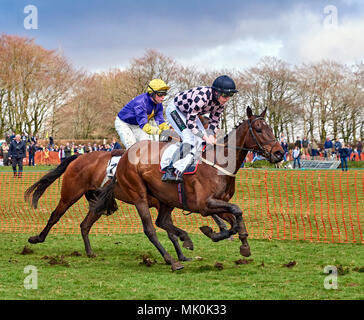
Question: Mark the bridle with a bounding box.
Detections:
[243,117,280,162]
[206,117,279,161]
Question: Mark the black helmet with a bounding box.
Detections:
[211,75,238,95]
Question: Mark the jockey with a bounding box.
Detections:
[115,79,171,149]
[162,75,238,182]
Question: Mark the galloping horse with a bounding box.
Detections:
[92,107,285,270]
[24,150,129,257]
[24,147,229,258]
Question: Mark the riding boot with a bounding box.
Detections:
[161,166,182,182]
[161,143,193,183]
[162,146,183,183]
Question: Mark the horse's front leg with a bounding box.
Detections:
[202,199,251,257]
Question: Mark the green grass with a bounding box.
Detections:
[0,232,363,300]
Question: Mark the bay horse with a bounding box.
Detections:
[24,147,229,258]
[92,107,285,271]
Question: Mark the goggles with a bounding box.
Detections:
[148,85,168,97]
[220,91,235,98]
[155,91,168,97]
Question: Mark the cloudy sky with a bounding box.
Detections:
[1,0,363,72]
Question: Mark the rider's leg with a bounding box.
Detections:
[162,142,193,182]
[114,117,137,149]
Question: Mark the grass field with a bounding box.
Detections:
[0,164,363,300]
[1,232,363,300]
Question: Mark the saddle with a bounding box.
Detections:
[159,143,201,176]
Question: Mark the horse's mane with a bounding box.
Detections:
[222,119,246,144]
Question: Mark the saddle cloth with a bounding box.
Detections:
[159,143,200,175]
[101,156,122,187]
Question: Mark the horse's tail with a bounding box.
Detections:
[24,155,79,209]
[91,175,118,216]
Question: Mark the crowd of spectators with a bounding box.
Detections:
[279,134,362,163]
[1,131,363,169]
[0,131,122,166]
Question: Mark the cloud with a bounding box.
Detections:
[176,2,364,71]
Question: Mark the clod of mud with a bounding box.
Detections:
[214,262,224,270]
[20,246,33,255]
[69,251,82,257]
[283,261,297,268]
[235,258,254,265]
[352,266,364,273]
[139,254,156,267]
[194,256,203,261]
[337,265,350,275]
[42,255,70,267]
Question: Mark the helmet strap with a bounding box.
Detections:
[212,89,220,104]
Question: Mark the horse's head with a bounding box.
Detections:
[240,106,284,163]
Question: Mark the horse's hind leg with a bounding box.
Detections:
[28,199,74,244]
[80,210,102,258]
[155,203,193,262]
[80,191,103,257]
[136,201,184,271]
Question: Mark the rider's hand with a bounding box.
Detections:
[203,135,216,145]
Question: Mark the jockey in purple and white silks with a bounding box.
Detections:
[162,75,238,182]
[115,79,171,149]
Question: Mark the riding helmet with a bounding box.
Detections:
[211,75,238,94]
[147,79,170,94]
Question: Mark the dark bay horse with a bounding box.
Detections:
[92,107,285,271]
[24,148,228,258]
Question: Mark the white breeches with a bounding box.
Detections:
[115,117,158,149]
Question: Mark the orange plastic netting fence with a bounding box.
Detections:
[0,170,363,243]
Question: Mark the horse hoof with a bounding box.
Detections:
[171,262,184,271]
[182,240,194,250]
[28,236,40,244]
[87,253,97,258]
[240,245,251,257]
[200,226,213,238]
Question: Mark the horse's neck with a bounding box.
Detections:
[207,124,249,175]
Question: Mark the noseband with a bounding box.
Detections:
[245,117,279,161]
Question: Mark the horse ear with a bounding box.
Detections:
[246,106,253,118]
[260,107,267,118]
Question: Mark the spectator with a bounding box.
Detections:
[9,134,26,178]
[5,132,11,145]
[1,142,10,166]
[49,135,54,148]
[324,138,333,160]
[28,140,37,166]
[294,136,302,149]
[334,139,342,160]
[338,144,349,171]
[59,145,66,163]
[302,137,309,157]
[78,144,85,154]
[64,142,72,158]
[311,139,319,160]
[347,145,354,161]
[280,139,288,162]
[111,138,122,150]
[44,148,50,165]
[292,146,301,169]
[357,140,362,160]
[9,131,15,142]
